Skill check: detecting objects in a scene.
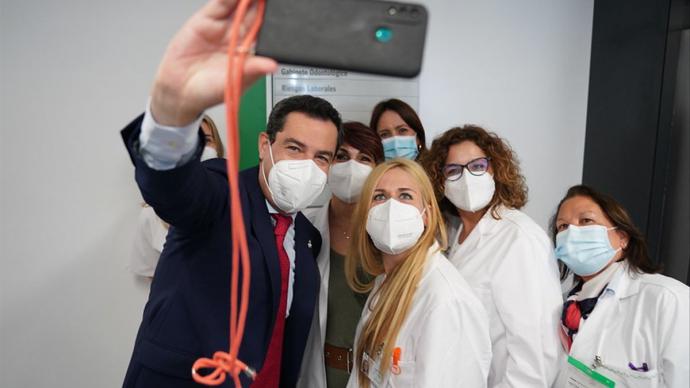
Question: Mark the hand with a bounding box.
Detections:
[150,0,277,126]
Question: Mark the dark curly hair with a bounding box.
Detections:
[420,125,527,218]
[549,184,661,280]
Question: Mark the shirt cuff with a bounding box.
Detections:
[139,99,204,170]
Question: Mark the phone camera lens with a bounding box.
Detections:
[387,6,398,16]
[375,27,393,43]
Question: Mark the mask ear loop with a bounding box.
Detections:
[419,206,428,216]
[607,226,628,257]
[260,139,277,202]
[420,205,430,228]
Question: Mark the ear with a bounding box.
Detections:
[616,229,630,250]
[258,132,270,161]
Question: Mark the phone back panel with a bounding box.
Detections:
[256,0,428,78]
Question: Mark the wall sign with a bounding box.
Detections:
[268,64,419,124]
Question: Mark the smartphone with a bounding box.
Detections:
[255,0,428,78]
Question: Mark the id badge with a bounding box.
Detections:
[361,351,384,387]
[564,356,616,387]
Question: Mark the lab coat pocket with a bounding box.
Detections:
[601,362,659,388]
[388,360,415,388]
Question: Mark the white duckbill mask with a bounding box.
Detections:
[366,198,426,255]
[327,160,373,203]
[444,172,495,212]
[262,142,328,213]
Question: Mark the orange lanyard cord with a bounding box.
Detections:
[192,0,266,386]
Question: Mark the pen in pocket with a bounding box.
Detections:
[628,362,649,372]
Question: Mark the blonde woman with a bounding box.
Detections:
[345,159,492,388]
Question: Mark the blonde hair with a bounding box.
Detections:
[345,159,447,387]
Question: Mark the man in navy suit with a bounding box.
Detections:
[120,1,341,387]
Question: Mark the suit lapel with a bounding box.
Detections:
[241,167,281,317]
[293,214,318,310]
[293,213,319,292]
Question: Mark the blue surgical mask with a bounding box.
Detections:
[555,225,621,276]
[382,136,419,160]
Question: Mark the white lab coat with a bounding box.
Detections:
[297,204,331,388]
[555,263,690,388]
[346,246,492,388]
[446,205,563,388]
[128,205,168,277]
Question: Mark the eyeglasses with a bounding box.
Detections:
[443,157,492,181]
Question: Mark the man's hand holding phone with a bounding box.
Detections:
[150,0,277,127]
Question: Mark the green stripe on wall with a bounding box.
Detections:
[239,77,268,169]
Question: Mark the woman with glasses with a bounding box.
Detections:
[421,125,563,388]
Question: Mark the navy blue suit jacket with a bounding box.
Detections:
[121,114,321,388]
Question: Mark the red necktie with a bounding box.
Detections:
[252,213,292,388]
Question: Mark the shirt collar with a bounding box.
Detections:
[265,200,297,221]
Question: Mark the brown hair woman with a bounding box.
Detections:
[297,122,384,388]
[551,184,688,387]
[421,124,563,387]
[369,99,427,161]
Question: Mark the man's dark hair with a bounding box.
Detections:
[266,95,343,145]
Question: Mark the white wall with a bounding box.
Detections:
[420,0,593,227]
[0,1,592,387]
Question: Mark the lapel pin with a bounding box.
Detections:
[307,240,312,248]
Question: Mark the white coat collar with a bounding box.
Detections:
[602,261,641,301]
[449,204,506,255]
[474,205,506,235]
[375,241,445,287]
[420,241,445,283]
[570,263,637,355]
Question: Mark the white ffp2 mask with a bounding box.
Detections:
[262,143,327,213]
[328,160,373,203]
[444,172,495,212]
[366,199,425,255]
